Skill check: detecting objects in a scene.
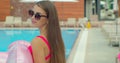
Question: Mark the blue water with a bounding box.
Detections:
[0,29,80,58]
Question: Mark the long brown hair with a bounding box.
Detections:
[36,1,66,63]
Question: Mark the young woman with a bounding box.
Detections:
[28,1,66,63]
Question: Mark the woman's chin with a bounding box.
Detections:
[32,24,37,27]
[33,24,40,28]
[31,24,42,28]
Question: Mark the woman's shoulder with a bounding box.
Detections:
[31,37,45,47]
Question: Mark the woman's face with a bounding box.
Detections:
[29,5,48,28]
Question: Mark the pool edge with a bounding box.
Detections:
[67,28,88,63]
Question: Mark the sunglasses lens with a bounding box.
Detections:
[28,10,34,17]
[35,13,41,20]
[28,10,42,20]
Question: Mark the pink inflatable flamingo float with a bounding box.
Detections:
[0,40,33,63]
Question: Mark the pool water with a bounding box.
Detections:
[0,29,80,58]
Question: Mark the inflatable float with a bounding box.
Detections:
[0,40,33,63]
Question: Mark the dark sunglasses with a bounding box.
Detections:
[28,10,47,20]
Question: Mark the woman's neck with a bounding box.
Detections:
[39,25,47,38]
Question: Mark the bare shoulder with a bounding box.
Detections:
[31,37,45,47]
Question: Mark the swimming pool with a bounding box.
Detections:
[0,28,80,58]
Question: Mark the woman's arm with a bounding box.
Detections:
[31,37,46,63]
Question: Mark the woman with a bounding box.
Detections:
[28,1,66,63]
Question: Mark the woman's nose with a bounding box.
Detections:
[31,15,35,19]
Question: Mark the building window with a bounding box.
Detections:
[99,0,118,20]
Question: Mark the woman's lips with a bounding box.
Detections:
[32,20,36,24]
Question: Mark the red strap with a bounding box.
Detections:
[45,54,51,60]
[37,36,51,60]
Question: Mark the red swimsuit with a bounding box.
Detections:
[28,36,51,61]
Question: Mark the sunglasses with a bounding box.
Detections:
[28,10,47,20]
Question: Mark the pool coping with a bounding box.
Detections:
[0,27,81,30]
[66,28,83,63]
[67,28,88,63]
